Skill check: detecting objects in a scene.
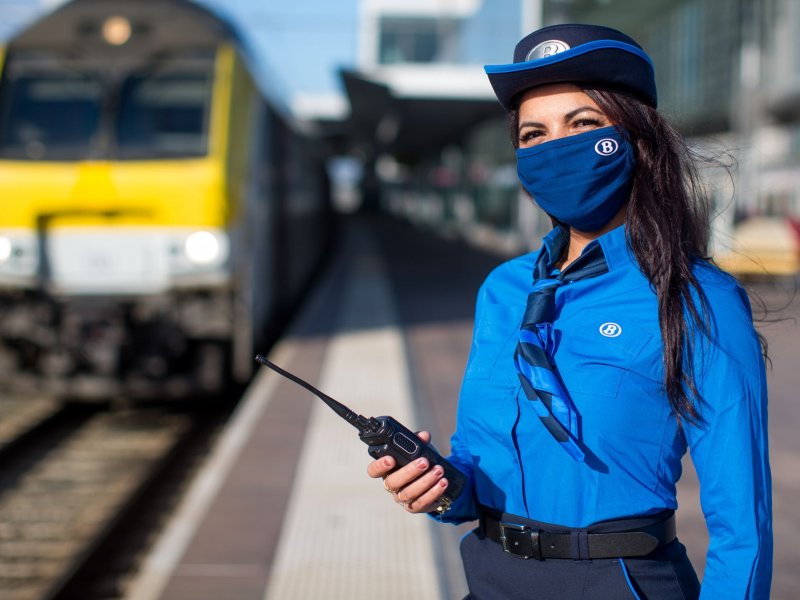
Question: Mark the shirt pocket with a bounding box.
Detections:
[463,303,522,383]
[556,310,656,399]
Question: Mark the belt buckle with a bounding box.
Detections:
[499,521,542,560]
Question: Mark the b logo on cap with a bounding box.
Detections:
[526,40,570,61]
[594,138,619,156]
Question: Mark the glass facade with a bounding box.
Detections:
[628,0,739,134]
[378,17,460,64]
[763,0,800,114]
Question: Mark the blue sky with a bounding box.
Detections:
[196,0,360,97]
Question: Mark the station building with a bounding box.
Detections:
[337,0,544,253]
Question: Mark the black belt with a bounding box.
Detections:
[480,509,676,561]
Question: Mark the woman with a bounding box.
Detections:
[368,24,772,599]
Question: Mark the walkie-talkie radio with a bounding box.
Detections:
[255,355,466,513]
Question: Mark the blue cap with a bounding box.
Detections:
[484,23,657,111]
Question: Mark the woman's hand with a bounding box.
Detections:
[366,431,450,513]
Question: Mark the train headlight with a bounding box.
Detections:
[0,231,37,281]
[184,231,223,265]
[0,237,12,262]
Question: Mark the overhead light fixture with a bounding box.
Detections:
[102,16,132,46]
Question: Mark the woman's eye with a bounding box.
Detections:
[519,130,544,144]
[573,118,602,129]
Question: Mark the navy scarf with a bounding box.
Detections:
[513,230,609,461]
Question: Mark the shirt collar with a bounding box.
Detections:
[540,224,633,273]
[540,225,570,271]
[595,223,634,271]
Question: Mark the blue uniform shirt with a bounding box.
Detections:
[440,224,772,599]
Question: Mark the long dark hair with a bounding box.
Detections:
[509,86,714,424]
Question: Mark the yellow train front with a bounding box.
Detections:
[0,0,331,398]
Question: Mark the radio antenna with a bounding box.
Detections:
[254,355,378,432]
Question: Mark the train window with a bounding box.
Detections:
[0,71,103,160]
[0,52,214,161]
[115,69,213,159]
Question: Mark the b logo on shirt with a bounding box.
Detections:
[599,322,622,337]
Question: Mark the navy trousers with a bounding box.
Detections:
[460,515,700,599]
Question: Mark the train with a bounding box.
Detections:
[0,0,332,398]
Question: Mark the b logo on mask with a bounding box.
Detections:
[594,139,619,156]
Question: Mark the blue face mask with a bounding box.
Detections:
[516,126,635,232]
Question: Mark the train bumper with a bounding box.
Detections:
[0,287,235,398]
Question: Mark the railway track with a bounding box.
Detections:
[0,395,229,600]
[0,397,63,453]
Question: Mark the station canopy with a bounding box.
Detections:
[340,65,504,161]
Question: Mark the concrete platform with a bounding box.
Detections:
[124,214,800,600]
[124,216,498,600]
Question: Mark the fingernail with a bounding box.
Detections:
[433,466,443,476]
[383,457,392,467]
[439,478,448,488]
[416,458,428,469]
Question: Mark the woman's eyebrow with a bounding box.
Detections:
[518,120,545,130]
[564,106,605,120]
